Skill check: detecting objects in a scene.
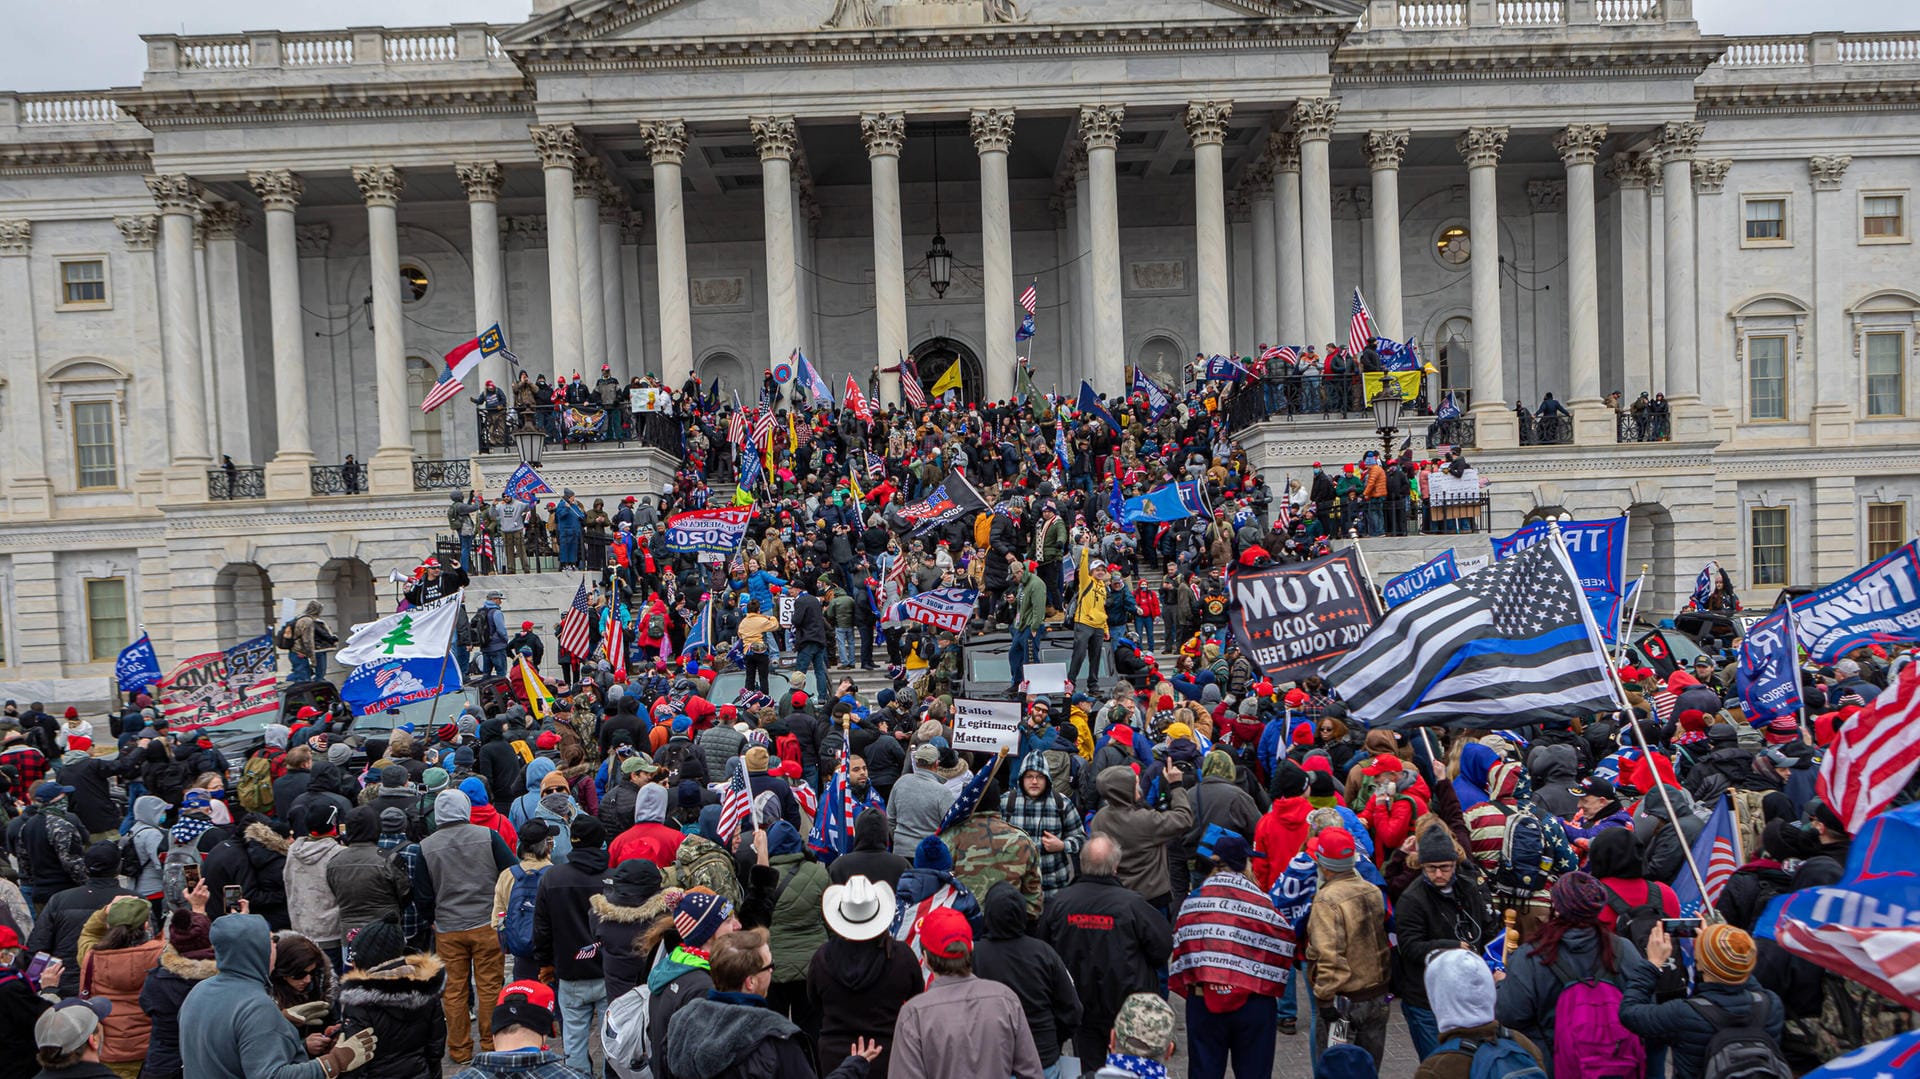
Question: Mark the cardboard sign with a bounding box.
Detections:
[952,698,1022,753]
[1024,662,1068,695]
[777,596,796,627]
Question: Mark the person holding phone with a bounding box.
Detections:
[0,922,63,1076]
[25,841,133,998]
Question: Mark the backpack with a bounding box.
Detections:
[274,620,297,650]
[118,824,155,881]
[1549,958,1645,1079]
[1434,1031,1549,1079]
[658,738,694,785]
[774,733,802,773]
[237,752,278,816]
[150,758,196,806]
[1690,994,1791,1079]
[498,862,547,958]
[1728,788,1769,867]
[1498,807,1555,894]
[669,834,743,907]
[603,982,655,1079]
[1603,890,1690,1000]
[647,611,666,638]
[468,608,500,651]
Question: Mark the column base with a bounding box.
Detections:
[4,476,54,519]
[1569,400,1615,446]
[368,448,415,495]
[265,453,317,499]
[1470,406,1519,449]
[1665,397,1716,443]
[162,463,215,503]
[1809,403,1855,447]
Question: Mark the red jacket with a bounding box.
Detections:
[608,821,686,871]
[1251,796,1314,891]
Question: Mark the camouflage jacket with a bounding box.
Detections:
[939,811,1042,917]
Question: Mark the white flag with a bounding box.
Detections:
[336,593,463,667]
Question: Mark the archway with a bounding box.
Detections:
[1627,501,1678,612]
[212,563,275,646]
[911,337,984,406]
[700,351,749,401]
[316,557,377,637]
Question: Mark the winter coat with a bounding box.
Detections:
[665,991,870,1079]
[1089,765,1193,902]
[974,882,1082,1067]
[533,844,610,982]
[765,834,831,983]
[592,889,675,1004]
[1250,796,1313,891]
[283,836,344,945]
[805,934,924,1079]
[648,948,715,1079]
[327,811,410,937]
[336,953,448,1079]
[1412,1023,1547,1079]
[1390,874,1499,1006]
[139,942,216,1078]
[201,821,291,928]
[1180,774,1261,864]
[177,914,325,1079]
[19,806,86,899]
[1494,926,1654,1057]
[829,810,912,890]
[79,934,164,1063]
[1036,873,1171,1028]
[127,795,169,896]
[1304,871,1392,1002]
[696,724,747,785]
[56,753,124,835]
[1715,860,1795,933]
[26,875,133,996]
[1621,972,1785,1079]
[887,769,957,854]
[892,974,1042,1079]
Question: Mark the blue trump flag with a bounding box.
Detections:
[1757,802,1920,1009]
[1436,391,1462,421]
[1375,339,1418,372]
[1077,380,1120,434]
[1204,354,1248,382]
[796,349,834,406]
[340,654,463,716]
[502,462,551,503]
[1108,471,1132,533]
[1492,515,1627,594]
[681,597,712,658]
[1382,550,1459,610]
[1586,579,1638,646]
[1788,539,1920,662]
[1131,367,1171,420]
[1690,560,1719,610]
[115,633,163,693]
[1123,480,1208,525]
[1802,1032,1920,1079]
[1737,606,1804,727]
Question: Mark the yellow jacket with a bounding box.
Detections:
[1071,548,1109,630]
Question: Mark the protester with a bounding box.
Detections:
[664,927,881,1079]
[891,907,1043,1079]
[807,875,923,1079]
[1303,826,1392,1070]
[1621,923,1787,1079]
[1171,834,1289,1079]
[449,981,584,1079]
[178,913,379,1079]
[1038,835,1171,1072]
[1412,950,1547,1079]
[336,918,448,1079]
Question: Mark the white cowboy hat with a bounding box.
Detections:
[821,874,896,942]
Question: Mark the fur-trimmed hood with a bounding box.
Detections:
[157,942,218,981]
[589,889,677,925]
[244,820,289,854]
[337,953,446,1012]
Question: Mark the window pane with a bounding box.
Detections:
[61,260,105,303]
[1749,336,1787,420]
[1868,333,1905,416]
[73,401,118,487]
[1745,199,1784,240]
[86,578,128,661]
[1752,508,1789,587]
[1865,196,1905,238]
[1869,504,1907,562]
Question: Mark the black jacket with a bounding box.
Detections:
[830,811,911,890]
[863,730,907,793]
[1715,860,1795,933]
[974,883,1081,1066]
[335,953,448,1079]
[787,712,827,776]
[1036,873,1171,1027]
[138,943,215,1079]
[534,845,610,981]
[0,968,52,1079]
[474,722,530,808]
[27,875,134,996]
[1621,972,1785,1079]
[55,754,125,835]
[18,807,85,898]
[593,890,670,1004]
[598,778,642,841]
[805,934,923,1079]
[665,992,870,1079]
[202,821,291,928]
[790,593,830,650]
[1391,874,1499,1006]
[270,770,313,823]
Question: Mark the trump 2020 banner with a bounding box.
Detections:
[664,506,752,556]
[1758,802,1920,1010]
[1228,548,1379,684]
[1382,550,1458,610]
[885,587,979,634]
[1789,539,1920,662]
[1736,606,1804,725]
[158,635,280,732]
[340,654,464,716]
[1491,516,1627,594]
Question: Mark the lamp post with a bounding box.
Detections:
[1370,376,1404,460]
[925,126,952,298]
[513,418,545,469]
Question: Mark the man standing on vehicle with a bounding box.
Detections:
[477,590,511,680]
[1010,559,1047,696]
[1065,549,1111,695]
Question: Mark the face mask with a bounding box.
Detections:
[540,791,572,817]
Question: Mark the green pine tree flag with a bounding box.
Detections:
[378,615,416,655]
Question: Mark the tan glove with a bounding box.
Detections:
[283,1001,332,1025]
[323,1029,378,1075]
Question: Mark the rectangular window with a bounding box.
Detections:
[1869,503,1908,562]
[73,400,118,488]
[1744,197,1787,243]
[1748,335,1787,420]
[1751,507,1790,587]
[1864,193,1907,240]
[1868,332,1905,416]
[85,577,128,662]
[58,258,106,306]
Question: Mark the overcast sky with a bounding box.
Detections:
[3,0,1914,91]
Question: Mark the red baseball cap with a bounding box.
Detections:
[0,924,19,950]
[1310,827,1356,861]
[535,731,561,750]
[1361,754,1404,777]
[521,621,534,632]
[919,906,973,958]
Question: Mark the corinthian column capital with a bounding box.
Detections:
[860,112,906,157]
[1078,104,1125,152]
[248,169,304,212]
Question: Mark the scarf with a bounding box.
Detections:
[1104,1054,1169,1079]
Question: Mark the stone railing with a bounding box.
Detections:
[1377,0,1665,31]
[12,91,128,125]
[1716,32,1920,68]
[146,24,509,76]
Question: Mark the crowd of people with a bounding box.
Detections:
[0,358,1906,1079]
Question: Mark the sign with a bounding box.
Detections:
[1382,550,1458,610]
[1025,662,1068,695]
[630,387,664,412]
[952,698,1021,753]
[1789,539,1920,661]
[158,635,280,732]
[777,595,796,628]
[885,587,980,634]
[339,654,463,716]
[1227,548,1379,683]
[664,506,752,556]
[772,361,793,384]
[1425,468,1482,503]
[1492,515,1627,594]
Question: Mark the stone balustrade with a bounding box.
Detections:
[1359,0,1669,32]
[1716,31,1920,67]
[142,24,507,78]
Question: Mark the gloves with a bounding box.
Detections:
[324,1029,378,1075]
[283,1001,332,1025]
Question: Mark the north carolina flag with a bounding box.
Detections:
[421,337,485,413]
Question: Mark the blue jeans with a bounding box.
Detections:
[796,642,831,701]
[1134,615,1156,652]
[482,648,509,679]
[1303,375,1322,412]
[290,653,315,682]
[557,977,606,1074]
[1009,625,1037,689]
[1403,1000,1440,1060]
[835,627,857,667]
[459,533,474,572]
[1186,992,1277,1079]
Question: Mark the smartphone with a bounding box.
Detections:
[1661,917,1703,937]
[182,865,200,891]
[224,884,243,908]
[24,951,52,983]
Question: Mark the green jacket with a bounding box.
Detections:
[765,852,830,982]
[1038,517,1069,562]
[825,593,857,629]
[1014,572,1048,630]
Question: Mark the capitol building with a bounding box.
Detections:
[0,0,1914,698]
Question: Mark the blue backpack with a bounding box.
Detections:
[499,863,546,958]
[1434,1031,1549,1079]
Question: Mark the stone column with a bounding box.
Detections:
[114,215,167,502]
[1080,104,1126,392]
[862,111,908,406]
[972,106,1017,402]
[456,162,509,394]
[1365,129,1409,343]
[1295,99,1340,350]
[1656,120,1708,440]
[1809,153,1855,445]
[639,121,693,386]
[753,115,800,399]
[1458,126,1515,447]
[1247,160,1278,346]
[1183,100,1234,359]
[352,164,413,493]
[598,186,630,379]
[572,158,605,381]
[0,221,50,515]
[1611,155,1654,396]
[1072,149,1092,387]
[1554,124,1611,444]
[248,169,314,496]
[146,175,213,477]
[200,204,252,465]
[532,123,583,379]
[1692,158,1732,435]
[1271,133,1304,347]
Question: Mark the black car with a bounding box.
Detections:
[956,627,1078,702]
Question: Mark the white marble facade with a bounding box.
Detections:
[1,0,1919,694]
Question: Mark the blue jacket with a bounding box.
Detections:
[554,499,586,537]
[745,570,787,615]
[179,914,326,1079]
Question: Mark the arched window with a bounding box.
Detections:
[1730,295,1809,422]
[1849,290,1920,419]
[407,357,446,458]
[1435,317,1472,393]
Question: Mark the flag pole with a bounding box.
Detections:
[1347,527,1381,600]
[1779,597,1816,745]
[1612,562,1650,668]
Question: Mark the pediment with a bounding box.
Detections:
[502,0,1363,47]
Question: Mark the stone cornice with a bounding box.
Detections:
[0,138,152,177]
[116,79,532,130]
[1333,39,1727,86]
[1696,78,1920,117]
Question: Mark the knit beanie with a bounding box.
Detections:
[349,918,407,970]
[915,835,953,872]
[1272,760,1308,800]
[170,911,215,959]
[1311,827,1357,875]
[1696,923,1758,983]
[1550,870,1609,922]
[674,890,735,947]
[422,767,450,793]
[743,745,770,773]
[327,743,352,766]
[1415,826,1457,866]
[459,776,491,806]
[1426,949,1496,1034]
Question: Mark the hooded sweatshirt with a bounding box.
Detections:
[178,914,326,1079]
[1250,795,1313,892]
[1527,744,1581,819]
[283,833,343,946]
[129,795,169,895]
[973,882,1081,1067]
[1089,764,1192,903]
[804,927,924,1079]
[419,790,508,932]
[507,757,558,829]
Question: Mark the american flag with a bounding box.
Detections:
[900,353,928,409]
[604,600,627,680]
[1348,287,1376,360]
[866,451,884,481]
[1820,659,1920,833]
[1260,344,1287,362]
[477,532,494,571]
[1672,792,1743,915]
[1649,689,1678,723]
[1017,281,1038,315]
[717,757,755,845]
[749,408,776,452]
[421,371,467,414]
[1274,501,1293,533]
[808,747,859,861]
[557,580,593,660]
[728,409,747,448]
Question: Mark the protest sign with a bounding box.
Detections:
[1025,662,1068,695]
[158,635,280,732]
[1228,548,1378,683]
[664,506,752,556]
[952,698,1021,753]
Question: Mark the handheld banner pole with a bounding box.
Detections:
[1347,527,1381,601]
[1779,598,1817,745]
[1613,561,1651,668]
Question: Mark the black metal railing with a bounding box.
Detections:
[413,459,471,490]
[206,467,265,500]
[310,464,362,496]
[1422,492,1492,534]
[1519,413,1574,446]
[1616,410,1671,443]
[1316,491,1491,539]
[1425,415,1476,449]
[475,403,660,453]
[1222,375,1449,435]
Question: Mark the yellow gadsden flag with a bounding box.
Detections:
[930,361,963,398]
